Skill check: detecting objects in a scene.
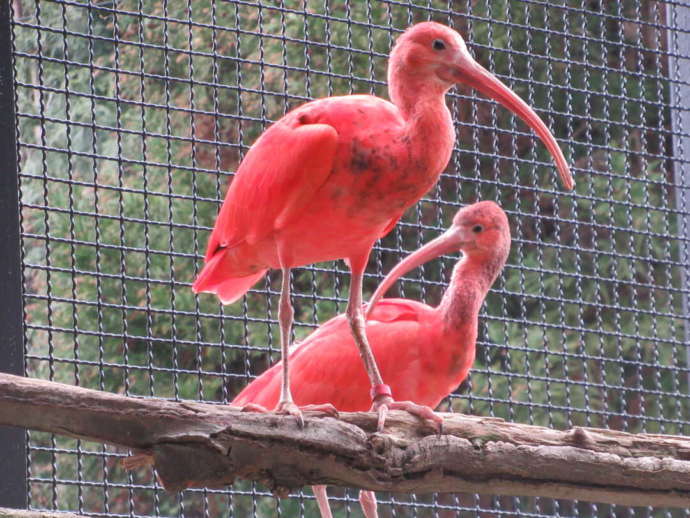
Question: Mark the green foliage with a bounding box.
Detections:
[13,0,687,517]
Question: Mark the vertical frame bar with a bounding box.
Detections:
[667,3,690,380]
[0,0,27,510]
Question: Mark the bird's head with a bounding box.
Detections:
[366,201,511,316]
[389,22,474,88]
[449,201,511,260]
[389,22,573,191]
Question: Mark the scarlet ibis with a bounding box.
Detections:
[194,21,571,424]
[231,200,511,518]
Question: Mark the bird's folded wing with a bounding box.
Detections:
[204,122,339,260]
[366,298,425,323]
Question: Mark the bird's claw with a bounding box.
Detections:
[371,396,443,435]
[370,383,393,432]
[388,400,444,435]
[300,403,340,419]
[239,402,269,413]
[375,401,389,433]
[370,395,392,433]
[275,400,306,428]
[239,401,338,426]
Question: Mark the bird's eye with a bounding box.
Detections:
[432,39,446,51]
[472,225,483,233]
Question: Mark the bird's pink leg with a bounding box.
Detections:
[346,254,392,426]
[312,485,333,518]
[272,268,338,425]
[348,254,443,434]
[275,267,304,425]
[359,490,379,518]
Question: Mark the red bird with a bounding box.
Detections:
[194,21,571,424]
[232,200,511,518]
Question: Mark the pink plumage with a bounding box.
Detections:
[233,201,510,414]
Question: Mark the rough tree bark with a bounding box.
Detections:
[1,373,689,508]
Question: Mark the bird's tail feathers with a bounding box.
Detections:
[192,251,267,305]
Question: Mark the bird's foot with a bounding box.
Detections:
[238,401,338,428]
[370,384,394,432]
[239,402,270,413]
[275,400,340,427]
[299,403,339,418]
[241,399,305,427]
[388,400,444,435]
[370,384,443,434]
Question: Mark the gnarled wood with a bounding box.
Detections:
[1,373,689,508]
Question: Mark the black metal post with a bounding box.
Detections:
[667,4,690,382]
[0,0,27,510]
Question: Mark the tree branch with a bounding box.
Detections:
[0,508,87,518]
[1,373,689,508]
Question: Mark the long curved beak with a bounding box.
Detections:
[365,226,465,319]
[454,60,574,191]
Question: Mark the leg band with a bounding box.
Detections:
[370,383,392,400]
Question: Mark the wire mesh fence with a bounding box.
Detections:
[5,0,690,516]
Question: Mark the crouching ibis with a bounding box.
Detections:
[231,200,511,518]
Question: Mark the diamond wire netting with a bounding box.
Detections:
[6,0,690,516]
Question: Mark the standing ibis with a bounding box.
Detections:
[231,200,511,518]
[194,21,570,424]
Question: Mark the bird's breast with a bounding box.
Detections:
[328,131,451,214]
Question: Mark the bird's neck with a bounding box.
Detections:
[389,75,453,135]
[438,252,504,333]
[388,76,455,190]
[391,77,447,112]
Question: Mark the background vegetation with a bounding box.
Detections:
[11,0,688,516]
